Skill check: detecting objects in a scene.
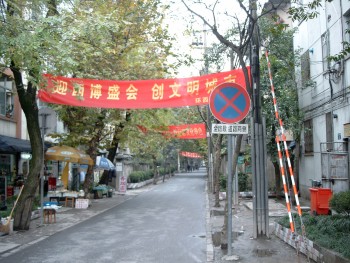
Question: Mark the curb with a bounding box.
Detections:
[206,185,214,262]
[274,222,350,263]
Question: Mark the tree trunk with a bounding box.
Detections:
[12,68,43,230]
[213,134,223,207]
[273,160,282,199]
[83,111,107,196]
[98,111,130,185]
[152,156,158,185]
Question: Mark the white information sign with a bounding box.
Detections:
[212,123,249,134]
[116,162,123,172]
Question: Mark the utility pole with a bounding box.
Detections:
[250,0,269,238]
[39,113,49,226]
[202,26,214,193]
[193,24,213,192]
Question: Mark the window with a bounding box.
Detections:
[321,31,330,72]
[301,51,310,86]
[0,76,14,118]
[304,119,314,154]
[325,112,333,151]
[345,11,350,43]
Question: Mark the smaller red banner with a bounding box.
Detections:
[137,123,207,140]
[180,151,202,158]
[164,123,206,139]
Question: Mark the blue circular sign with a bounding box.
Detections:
[209,82,250,123]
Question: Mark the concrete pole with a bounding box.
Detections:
[250,0,269,237]
[40,113,49,226]
[207,108,213,192]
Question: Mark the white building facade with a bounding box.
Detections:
[294,0,350,198]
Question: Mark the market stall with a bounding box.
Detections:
[45,145,93,205]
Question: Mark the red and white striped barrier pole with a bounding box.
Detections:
[276,135,295,232]
[265,50,305,235]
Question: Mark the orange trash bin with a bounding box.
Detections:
[309,188,332,215]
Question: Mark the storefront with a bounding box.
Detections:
[0,135,32,207]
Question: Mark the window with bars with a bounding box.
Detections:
[304,119,314,154]
[326,112,333,151]
[321,31,330,72]
[0,77,14,118]
[345,11,350,42]
[300,50,310,87]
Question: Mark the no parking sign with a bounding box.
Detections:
[209,82,250,123]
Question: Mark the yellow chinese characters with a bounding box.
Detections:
[126,84,138,100]
[72,83,84,98]
[107,85,120,100]
[224,74,236,83]
[187,80,199,95]
[152,84,164,100]
[90,84,102,99]
[205,78,218,94]
[53,80,68,95]
[169,82,181,98]
[195,98,202,103]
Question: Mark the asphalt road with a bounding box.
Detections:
[1,171,207,263]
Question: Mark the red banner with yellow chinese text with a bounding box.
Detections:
[137,123,207,139]
[165,123,206,139]
[38,68,248,109]
[180,151,202,158]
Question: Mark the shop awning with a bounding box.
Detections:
[0,135,32,153]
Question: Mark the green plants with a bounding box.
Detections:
[0,195,19,218]
[128,170,154,183]
[219,174,226,191]
[276,212,350,259]
[329,190,350,215]
[238,172,249,191]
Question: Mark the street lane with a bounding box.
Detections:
[1,169,207,263]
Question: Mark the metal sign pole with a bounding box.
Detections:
[227,134,233,255]
[233,136,239,205]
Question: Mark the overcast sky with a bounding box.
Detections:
[163,0,249,78]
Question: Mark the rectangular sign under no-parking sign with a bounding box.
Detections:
[211,124,249,134]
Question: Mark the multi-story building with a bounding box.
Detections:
[0,73,66,200]
[0,74,31,200]
[294,0,350,198]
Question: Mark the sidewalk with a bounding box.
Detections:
[208,192,312,263]
[0,185,156,257]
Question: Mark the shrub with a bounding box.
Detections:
[128,170,154,183]
[219,175,226,191]
[219,173,249,192]
[276,212,350,259]
[330,190,350,215]
[238,172,248,191]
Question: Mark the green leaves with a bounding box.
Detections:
[288,0,323,22]
[259,17,301,153]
